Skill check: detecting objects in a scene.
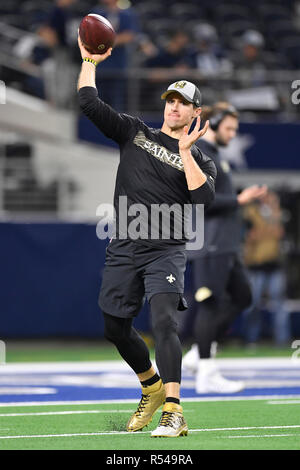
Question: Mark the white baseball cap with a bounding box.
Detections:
[161,80,202,107]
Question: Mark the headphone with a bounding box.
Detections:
[209,105,238,131]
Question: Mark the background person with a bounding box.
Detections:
[242,191,290,346]
[182,102,267,393]
[191,23,233,77]
[44,0,77,107]
[93,0,140,111]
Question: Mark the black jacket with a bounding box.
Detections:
[78,87,216,246]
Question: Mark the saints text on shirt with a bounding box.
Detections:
[133,131,184,171]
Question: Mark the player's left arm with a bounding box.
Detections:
[179,117,216,204]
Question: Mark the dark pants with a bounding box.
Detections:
[243,268,290,345]
[191,253,252,357]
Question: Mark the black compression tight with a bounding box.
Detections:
[103,293,182,384]
[150,293,182,384]
[103,314,152,374]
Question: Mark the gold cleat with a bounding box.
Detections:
[151,402,188,438]
[127,379,166,432]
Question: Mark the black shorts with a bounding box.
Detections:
[99,239,188,318]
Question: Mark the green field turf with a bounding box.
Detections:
[1,340,297,451]
[4,340,292,363]
[0,400,299,450]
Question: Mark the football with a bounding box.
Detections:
[79,13,116,55]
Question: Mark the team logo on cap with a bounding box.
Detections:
[174,81,187,89]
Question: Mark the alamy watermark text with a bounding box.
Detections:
[96,197,204,250]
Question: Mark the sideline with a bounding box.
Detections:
[1,424,300,440]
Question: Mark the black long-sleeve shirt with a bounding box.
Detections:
[78,86,216,246]
[190,139,241,257]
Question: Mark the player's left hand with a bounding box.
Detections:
[179,117,209,151]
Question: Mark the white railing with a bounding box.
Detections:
[0,52,299,116]
[0,158,74,220]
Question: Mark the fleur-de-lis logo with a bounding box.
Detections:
[174,81,187,89]
[166,274,176,284]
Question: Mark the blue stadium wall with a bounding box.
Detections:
[1,221,300,339]
[78,117,300,169]
[0,222,149,338]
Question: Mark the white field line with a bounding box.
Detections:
[0,425,300,440]
[0,388,56,395]
[0,409,195,417]
[1,358,298,374]
[0,410,133,417]
[220,434,299,439]
[2,395,300,407]
[267,400,300,405]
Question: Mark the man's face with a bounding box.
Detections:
[244,44,259,60]
[163,92,200,131]
[172,32,189,50]
[215,115,238,146]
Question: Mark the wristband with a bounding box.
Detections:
[83,57,98,67]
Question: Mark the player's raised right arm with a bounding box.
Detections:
[77,36,138,144]
[77,36,112,90]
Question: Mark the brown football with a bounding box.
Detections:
[79,14,116,55]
